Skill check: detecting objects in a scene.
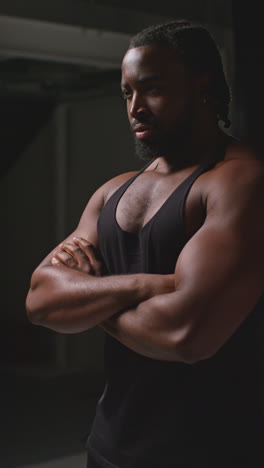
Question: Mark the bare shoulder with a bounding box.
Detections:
[76,168,140,242]
[196,141,264,261]
[204,141,264,206]
[102,170,138,204]
[77,160,158,242]
[82,168,141,215]
[101,159,157,203]
[78,169,137,219]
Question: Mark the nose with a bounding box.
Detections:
[129,92,149,120]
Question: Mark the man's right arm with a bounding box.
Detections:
[26,176,175,334]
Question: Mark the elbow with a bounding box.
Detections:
[169,326,215,365]
[171,345,214,365]
[26,286,47,326]
[25,269,53,326]
[174,347,213,365]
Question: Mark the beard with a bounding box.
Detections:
[135,132,181,162]
[134,105,196,169]
[134,127,194,170]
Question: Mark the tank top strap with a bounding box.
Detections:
[121,157,156,191]
[175,159,218,220]
[183,159,217,185]
[179,134,233,194]
[106,157,156,208]
[103,135,231,226]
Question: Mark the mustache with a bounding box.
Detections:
[131,117,156,130]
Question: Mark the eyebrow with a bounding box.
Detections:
[121,75,160,88]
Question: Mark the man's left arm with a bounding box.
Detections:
[101,161,264,363]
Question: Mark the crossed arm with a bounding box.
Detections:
[26,176,176,336]
[26,161,264,363]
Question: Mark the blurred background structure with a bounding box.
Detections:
[0,1,263,467]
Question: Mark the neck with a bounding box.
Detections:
[161,127,232,171]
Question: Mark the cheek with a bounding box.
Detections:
[126,102,131,117]
[163,90,195,121]
[157,99,184,125]
[149,97,173,119]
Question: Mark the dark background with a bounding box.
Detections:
[1,1,263,467]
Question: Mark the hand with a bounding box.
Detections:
[51,237,105,276]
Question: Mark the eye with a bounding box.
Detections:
[121,89,132,100]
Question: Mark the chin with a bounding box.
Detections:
[134,133,185,162]
[135,139,160,161]
[134,137,199,170]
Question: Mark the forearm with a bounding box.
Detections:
[100,292,193,363]
[26,264,175,333]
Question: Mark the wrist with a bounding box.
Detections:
[137,273,175,302]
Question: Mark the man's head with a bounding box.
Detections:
[121,20,231,163]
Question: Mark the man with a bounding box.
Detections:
[26,21,264,468]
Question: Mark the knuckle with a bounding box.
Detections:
[75,246,85,256]
[55,250,66,259]
[60,251,76,265]
[75,237,93,247]
[66,255,74,265]
[63,242,75,251]
[85,242,93,248]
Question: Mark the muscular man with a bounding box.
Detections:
[26,21,264,468]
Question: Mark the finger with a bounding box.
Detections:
[53,250,78,269]
[60,242,87,261]
[72,238,105,276]
[51,256,63,266]
[58,242,94,274]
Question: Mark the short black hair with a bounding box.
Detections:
[129,20,231,128]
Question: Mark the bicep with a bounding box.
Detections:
[169,189,264,358]
[175,167,264,303]
[176,223,262,308]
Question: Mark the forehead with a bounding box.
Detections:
[121,46,187,82]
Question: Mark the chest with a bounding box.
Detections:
[115,170,206,238]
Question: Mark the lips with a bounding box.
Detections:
[133,124,155,140]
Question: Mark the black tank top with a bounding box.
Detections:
[87,156,264,468]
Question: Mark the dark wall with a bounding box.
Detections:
[232,1,264,154]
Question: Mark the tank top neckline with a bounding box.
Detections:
[110,135,234,236]
[113,158,215,236]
